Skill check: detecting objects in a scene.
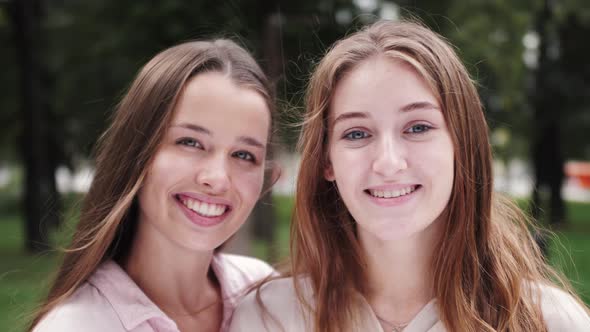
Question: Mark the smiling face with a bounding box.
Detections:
[326,56,454,243]
[137,72,270,252]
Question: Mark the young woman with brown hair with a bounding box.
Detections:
[30,39,277,332]
[229,20,590,331]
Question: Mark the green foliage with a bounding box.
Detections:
[397,0,590,160]
[3,0,588,160]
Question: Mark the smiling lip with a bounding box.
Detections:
[175,193,232,227]
[364,184,421,206]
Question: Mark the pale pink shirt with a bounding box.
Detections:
[34,253,275,332]
[229,277,590,332]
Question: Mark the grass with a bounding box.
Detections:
[1,195,589,331]
[0,193,80,332]
[0,214,60,332]
[547,201,590,304]
[264,195,293,261]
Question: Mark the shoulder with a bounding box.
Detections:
[229,277,313,332]
[537,283,590,331]
[33,282,126,332]
[250,276,308,307]
[216,253,277,282]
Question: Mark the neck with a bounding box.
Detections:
[123,221,220,317]
[359,219,442,324]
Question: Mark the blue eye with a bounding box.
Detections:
[177,138,203,148]
[344,130,370,140]
[406,124,432,134]
[233,151,256,163]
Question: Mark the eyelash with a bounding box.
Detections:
[177,137,203,148]
[343,130,371,140]
[342,124,433,141]
[405,123,433,134]
[176,138,257,163]
[232,151,257,163]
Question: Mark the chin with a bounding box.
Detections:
[364,220,420,241]
[181,239,226,252]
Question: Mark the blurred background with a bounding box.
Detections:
[1,0,589,330]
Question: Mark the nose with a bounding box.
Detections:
[195,154,230,194]
[371,137,408,178]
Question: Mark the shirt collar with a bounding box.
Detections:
[89,254,257,332]
[353,287,441,332]
[211,254,245,308]
[88,260,178,331]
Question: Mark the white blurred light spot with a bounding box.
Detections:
[56,165,94,193]
[0,167,9,188]
[523,49,538,69]
[379,2,399,20]
[523,31,540,50]
[355,0,378,12]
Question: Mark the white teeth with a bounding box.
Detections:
[369,186,416,198]
[181,198,227,217]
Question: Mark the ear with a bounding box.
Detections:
[324,160,335,181]
[260,161,282,196]
[269,162,282,186]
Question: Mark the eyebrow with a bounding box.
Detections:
[332,112,369,126]
[172,123,211,135]
[171,123,265,149]
[400,101,440,113]
[332,101,440,127]
[238,136,266,149]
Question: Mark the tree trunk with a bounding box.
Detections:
[531,0,565,228]
[10,0,59,252]
[530,0,566,258]
[250,0,284,262]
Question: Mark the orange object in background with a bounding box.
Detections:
[565,161,590,189]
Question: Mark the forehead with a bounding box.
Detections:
[171,72,270,141]
[329,56,439,121]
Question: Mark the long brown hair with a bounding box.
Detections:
[29,39,274,330]
[291,20,586,332]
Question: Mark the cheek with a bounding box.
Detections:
[140,150,196,205]
[424,140,454,193]
[330,147,367,176]
[329,148,367,199]
[148,149,193,184]
[438,138,455,181]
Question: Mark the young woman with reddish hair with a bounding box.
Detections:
[229,20,589,332]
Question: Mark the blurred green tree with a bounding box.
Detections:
[5,0,60,252]
[1,0,589,252]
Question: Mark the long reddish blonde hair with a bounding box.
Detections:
[291,20,585,332]
[29,39,274,330]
